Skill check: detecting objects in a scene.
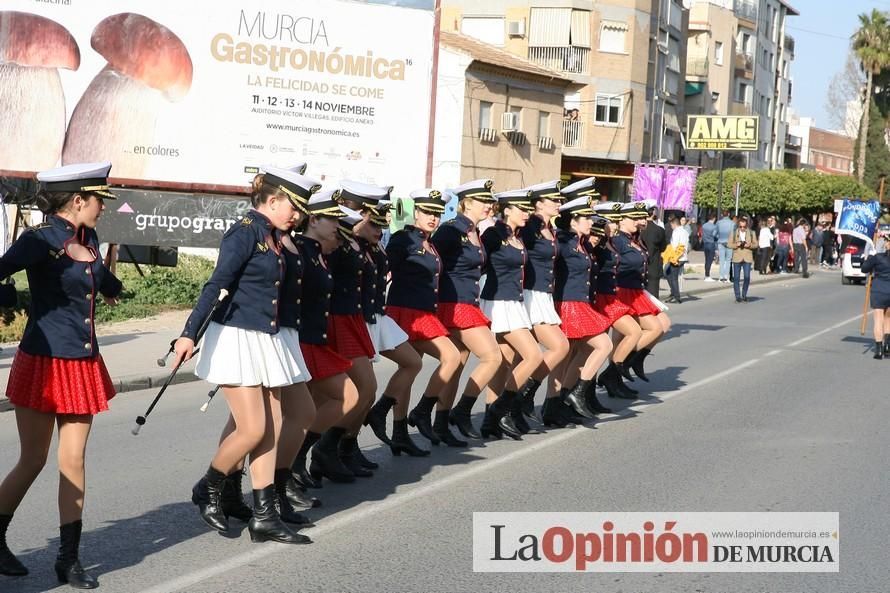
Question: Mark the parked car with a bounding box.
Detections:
[841,238,867,285]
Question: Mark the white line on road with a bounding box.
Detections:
[136,311,864,593]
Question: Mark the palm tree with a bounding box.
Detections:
[852,9,890,185]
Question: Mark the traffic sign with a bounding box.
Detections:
[687,115,759,151]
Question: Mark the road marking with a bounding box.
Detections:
[136,311,863,593]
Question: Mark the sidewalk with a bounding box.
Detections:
[0,255,814,403]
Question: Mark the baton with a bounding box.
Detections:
[157,340,176,367]
[199,385,221,412]
[132,288,228,435]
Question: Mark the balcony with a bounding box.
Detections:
[562,119,584,149]
[687,57,708,78]
[785,35,795,57]
[730,100,752,116]
[734,50,754,75]
[734,0,757,23]
[528,46,589,76]
[785,134,802,151]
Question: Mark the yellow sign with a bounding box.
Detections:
[687,115,759,151]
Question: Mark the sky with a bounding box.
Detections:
[790,0,890,130]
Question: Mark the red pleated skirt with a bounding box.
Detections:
[555,301,611,339]
[616,287,661,317]
[593,293,635,324]
[299,343,353,382]
[386,305,449,342]
[327,314,376,359]
[437,302,490,330]
[6,350,116,415]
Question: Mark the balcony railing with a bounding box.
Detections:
[687,57,709,77]
[562,119,584,149]
[785,134,802,148]
[528,46,590,75]
[734,50,754,71]
[734,0,757,22]
[730,100,752,116]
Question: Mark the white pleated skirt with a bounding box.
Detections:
[367,314,409,361]
[522,289,562,325]
[480,299,533,334]
[195,322,311,387]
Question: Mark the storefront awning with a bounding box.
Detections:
[685,81,704,96]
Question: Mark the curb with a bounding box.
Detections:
[679,271,809,298]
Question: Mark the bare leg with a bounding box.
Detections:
[344,357,377,434]
[412,337,461,408]
[611,315,643,363]
[0,407,55,514]
[500,328,544,390]
[636,314,664,350]
[308,375,359,432]
[211,385,266,475]
[485,342,515,403]
[56,415,93,524]
[440,338,471,411]
[245,388,281,490]
[531,324,569,381]
[277,383,315,469]
[873,308,885,342]
[380,343,423,420]
[452,326,502,403]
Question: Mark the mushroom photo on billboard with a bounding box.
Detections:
[62,13,193,178]
[0,11,80,171]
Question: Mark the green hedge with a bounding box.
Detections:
[0,254,214,343]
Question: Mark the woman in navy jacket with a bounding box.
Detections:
[0,163,122,588]
[549,198,614,423]
[173,169,316,546]
[386,190,460,454]
[478,191,544,440]
[430,180,502,443]
[861,234,890,358]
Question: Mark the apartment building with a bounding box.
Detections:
[786,113,855,176]
[684,0,798,170]
[431,31,573,191]
[441,0,687,201]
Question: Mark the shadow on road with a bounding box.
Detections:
[662,324,725,342]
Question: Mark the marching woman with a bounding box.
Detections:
[173,167,313,545]
[0,163,122,588]
[549,196,613,424]
[518,180,571,430]
[322,203,380,478]
[860,229,890,359]
[387,190,461,453]
[355,198,426,447]
[591,201,644,401]
[430,180,502,442]
[290,191,362,485]
[478,190,545,440]
[605,202,671,390]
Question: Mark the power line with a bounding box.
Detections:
[786,25,852,41]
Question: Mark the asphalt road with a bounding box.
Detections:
[1,272,886,593]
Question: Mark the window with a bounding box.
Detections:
[762,48,768,69]
[529,8,590,46]
[714,41,724,65]
[766,97,772,114]
[538,111,550,139]
[461,17,505,46]
[479,101,492,133]
[736,82,751,104]
[594,94,622,125]
[739,32,752,54]
[599,21,627,53]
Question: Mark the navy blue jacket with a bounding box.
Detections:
[293,235,333,344]
[554,230,593,303]
[430,213,484,305]
[181,209,285,341]
[582,238,601,303]
[594,244,618,297]
[327,240,365,316]
[520,215,557,293]
[386,226,441,312]
[0,215,122,359]
[279,242,304,330]
[611,231,648,290]
[481,221,526,302]
[359,238,388,322]
[862,253,890,294]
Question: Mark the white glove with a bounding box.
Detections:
[866,244,878,257]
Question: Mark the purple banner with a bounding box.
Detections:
[632,164,697,212]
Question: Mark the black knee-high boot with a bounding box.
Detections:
[564,380,597,419]
[875,341,884,360]
[519,377,542,421]
[220,470,253,522]
[0,514,27,576]
[55,520,98,589]
[481,391,522,440]
[248,486,311,544]
[292,431,323,489]
[390,418,430,456]
[363,395,396,445]
[192,465,229,533]
[337,437,374,478]
[627,348,652,382]
[433,410,468,447]
[408,395,440,444]
[449,395,482,439]
[584,376,613,414]
[273,468,315,525]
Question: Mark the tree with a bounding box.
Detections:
[852,9,890,184]
[853,96,890,191]
[825,51,865,136]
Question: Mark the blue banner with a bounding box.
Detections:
[836,199,881,248]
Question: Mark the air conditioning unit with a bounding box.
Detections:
[501,112,519,132]
[507,18,526,37]
[538,136,554,150]
[479,127,497,142]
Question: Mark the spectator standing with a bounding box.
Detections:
[792,219,809,277]
[756,216,774,274]
[810,222,824,264]
[822,225,836,267]
[663,216,688,304]
[729,215,756,302]
[775,220,793,274]
[701,214,718,281]
[640,207,667,297]
[715,210,736,283]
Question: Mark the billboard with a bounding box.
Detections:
[0,1,436,193]
[686,115,759,151]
